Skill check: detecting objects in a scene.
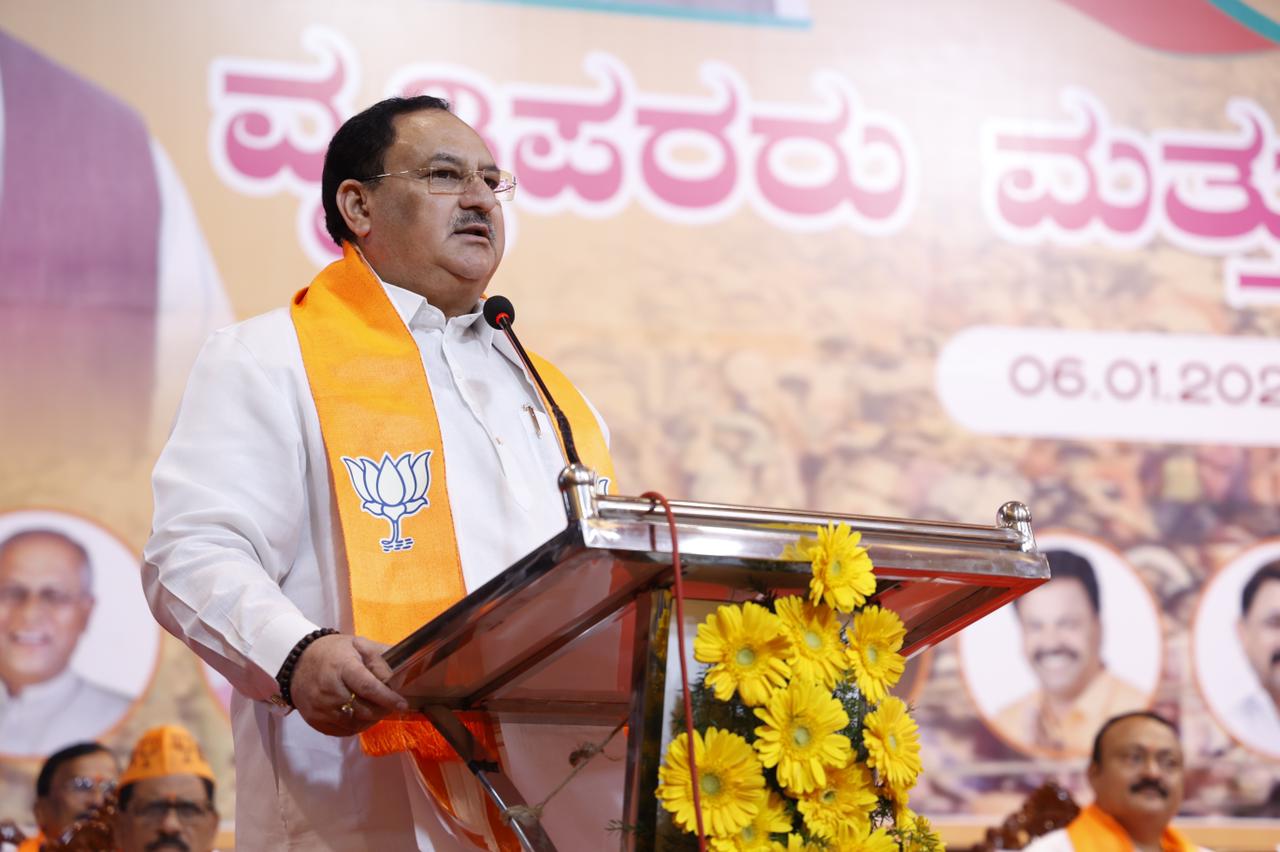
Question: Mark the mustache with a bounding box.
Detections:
[145,837,189,852]
[1033,646,1080,664]
[1130,777,1169,798]
[452,211,494,239]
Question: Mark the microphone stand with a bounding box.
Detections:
[482,296,599,521]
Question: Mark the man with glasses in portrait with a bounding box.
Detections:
[145,96,617,850]
[0,530,131,754]
[113,725,218,852]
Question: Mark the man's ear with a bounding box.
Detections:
[336,179,374,239]
[33,797,51,832]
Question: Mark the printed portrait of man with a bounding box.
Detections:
[0,528,132,755]
[991,549,1151,756]
[1227,560,1280,753]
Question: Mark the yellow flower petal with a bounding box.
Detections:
[657,727,768,838]
[863,696,922,793]
[804,524,876,614]
[847,605,907,704]
[695,602,793,706]
[753,680,852,795]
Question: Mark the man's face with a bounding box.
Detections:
[1088,716,1184,829]
[1015,577,1103,699]
[0,534,93,693]
[115,775,218,852]
[34,751,119,837]
[356,109,505,317]
[1239,578,1280,699]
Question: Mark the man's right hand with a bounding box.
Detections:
[290,634,410,736]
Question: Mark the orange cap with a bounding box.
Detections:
[118,725,215,787]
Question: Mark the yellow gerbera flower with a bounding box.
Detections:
[695,601,793,706]
[804,523,876,613]
[863,696,923,793]
[797,763,878,841]
[847,605,907,704]
[657,727,767,838]
[774,595,847,690]
[753,679,852,794]
[784,835,824,852]
[709,791,793,851]
[833,824,898,852]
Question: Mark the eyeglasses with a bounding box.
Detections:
[64,776,116,796]
[1109,747,1182,773]
[0,585,88,610]
[132,798,214,825]
[361,165,517,201]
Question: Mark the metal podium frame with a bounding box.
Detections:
[382,465,1049,851]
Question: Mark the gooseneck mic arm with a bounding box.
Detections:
[482,295,582,468]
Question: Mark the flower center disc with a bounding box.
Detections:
[735,647,757,666]
[830,559,843,577]
[742,827,756,841]
[804,630,822,650]
[867,645,879,664]
[888,734,899,750]
[821,789,837,804]
[792,726,812,747]
[700,772,723,796]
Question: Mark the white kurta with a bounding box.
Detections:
[144,277,619,850]
[1022,826,1213,852]
[1223,686,1280,757]
[0,669,132,755]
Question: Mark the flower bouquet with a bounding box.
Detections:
[655,523,944,851]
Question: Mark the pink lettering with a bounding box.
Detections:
[1162,104,1280,239]
[636,70,739,209]
[752,79,909,223]
[510,66,626,203]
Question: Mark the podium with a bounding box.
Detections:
[383,466,1048,851]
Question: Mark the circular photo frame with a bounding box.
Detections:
[0,507,160,758]
[1192,538,1280,762]
[957,531,1161,758]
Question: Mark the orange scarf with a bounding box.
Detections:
[291,243,615,848]
[1066,804,1197,852]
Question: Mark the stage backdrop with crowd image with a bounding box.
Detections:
[3,0,1279,844]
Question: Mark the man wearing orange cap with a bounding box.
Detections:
[113,725,218,852]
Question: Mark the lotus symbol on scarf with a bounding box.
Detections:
[341,451,432,552]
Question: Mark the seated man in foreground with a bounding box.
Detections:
[19,742,120,852]
[113,725,218,852]
[1024,711,1209,852]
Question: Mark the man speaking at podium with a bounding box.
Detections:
[144,96,616,850]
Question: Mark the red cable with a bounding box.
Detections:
[641,491,706,852]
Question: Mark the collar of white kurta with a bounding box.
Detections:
[290,241,614,762]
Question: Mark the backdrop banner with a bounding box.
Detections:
[3,0,1279,838]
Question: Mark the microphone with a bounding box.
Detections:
[483,295,582,468]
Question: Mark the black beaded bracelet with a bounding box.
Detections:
[275,627,338,708]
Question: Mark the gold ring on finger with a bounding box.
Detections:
[339,693,357,719]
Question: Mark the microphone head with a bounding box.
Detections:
[482,295,515,329]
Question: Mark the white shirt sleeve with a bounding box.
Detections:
[142,328,319,701]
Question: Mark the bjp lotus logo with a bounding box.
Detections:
[341,451,432,552]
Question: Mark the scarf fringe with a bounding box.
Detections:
[361,715,500,762]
